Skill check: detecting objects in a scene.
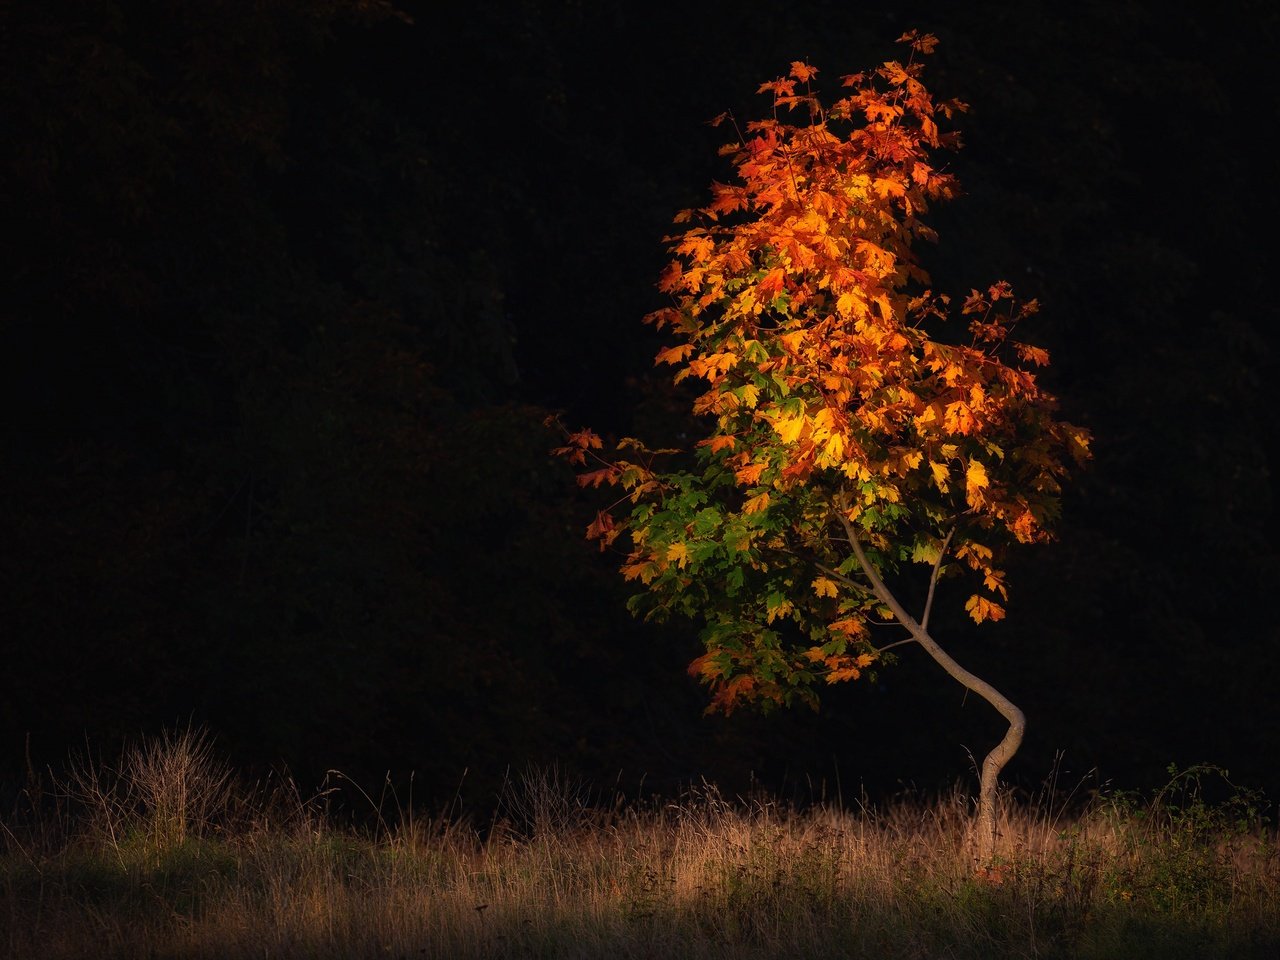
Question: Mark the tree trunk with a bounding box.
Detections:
[841,515,1025,864]
[909,629,1025,863]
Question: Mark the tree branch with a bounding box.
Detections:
[921,526,955,631]
[873,637,918,655]
[832,490,1026,862]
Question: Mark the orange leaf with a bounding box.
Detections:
[655,343,695,365]
[789,61,818,82]
[965,594,1006,624]
[757,268,786,297]
[699,434,737,454]
[577,467,617,488]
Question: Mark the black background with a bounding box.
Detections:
[3,0,1277,815]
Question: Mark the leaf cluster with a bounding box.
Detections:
[555,35,1089,714]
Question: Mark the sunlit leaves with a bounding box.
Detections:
[965,593,1006,624]
[552,35,1090,713]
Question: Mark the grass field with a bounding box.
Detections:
[2,730,1277,959]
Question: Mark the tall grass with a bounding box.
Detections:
[2,732,1277,959]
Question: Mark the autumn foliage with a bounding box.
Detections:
[554,33,1090,716]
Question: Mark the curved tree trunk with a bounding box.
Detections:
[839,510,1025,864]
[905,627,1025,863]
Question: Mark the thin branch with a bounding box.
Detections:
[812,560,860,591]
[873,637,918,655]
[832,491,920,632]
[920,526,955,631]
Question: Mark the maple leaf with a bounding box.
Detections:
[789,61,818,82]
[687,652,721,679]
[773,414,807,444]
[1015,342,1051,366]
[965,594,1006,624]
[826,665,863,683]
[898,30,939,55]
[713,675,757,713]
[742,491,771,515]
[828,616,868,638]
[699,434,737,454]
[836,291,862,319]
[822,431,845,462]
[966,459,989,494]
[757,78,797,98]
[811,576,839,598]
[961,289,988,315]
[778,330,806,353]
[945,400,976,435]
[983,569,1008,599]
[577,466,617,488]
[1010,508,1037,542]
[757,268,787,297]
[765,594,794,623]
[666,542,691,569]
[655,343,695,365]
[585,511,619,549]
[621,560,659,584]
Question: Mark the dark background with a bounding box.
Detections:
[3,0,1278,814]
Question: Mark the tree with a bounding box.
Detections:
[554,33,1090,863]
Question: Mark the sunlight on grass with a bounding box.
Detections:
[2,734,1277,959]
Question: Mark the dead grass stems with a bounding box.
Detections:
[2,732,1277,959]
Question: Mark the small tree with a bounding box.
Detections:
[553,33,1090,863]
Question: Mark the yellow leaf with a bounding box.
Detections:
[743,491,771,514]
[812,576,839,598]
[965,594,1006,624]
[983,570,1008,599]
[778,330,806,352]
[825,666,862,683]
[1010,508,1036,543]
[622,560,659,584]
[823,431,845,462]
[836,291,861,319]
[766,597,794,624]
[774,414,807,444]
[929,460,949,491]
[666,542,690,568]
[956,541,993,563]
[945,400,975,434]
[966,459,989,490]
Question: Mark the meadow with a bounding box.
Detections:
[2,729,1277,959]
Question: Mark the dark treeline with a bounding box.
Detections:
[3,0,1278,812]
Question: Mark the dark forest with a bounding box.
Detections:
[3,0,1279,818]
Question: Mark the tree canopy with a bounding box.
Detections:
[557,38,1090,718]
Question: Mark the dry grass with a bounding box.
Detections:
[2,734,1277,959]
